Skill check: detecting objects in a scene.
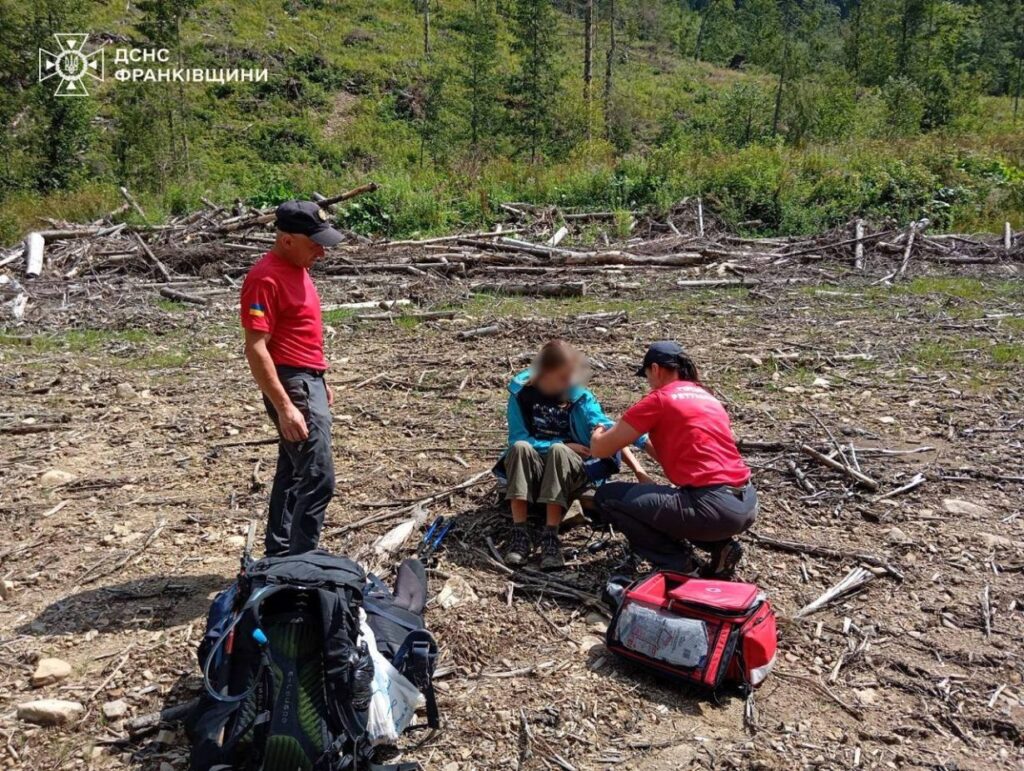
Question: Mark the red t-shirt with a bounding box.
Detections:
[623,380,750,488]
[240,252,328,370]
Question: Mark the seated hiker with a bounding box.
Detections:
[494,340,650,571]
[590,341,757,578]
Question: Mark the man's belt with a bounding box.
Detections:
[275,365,326,377]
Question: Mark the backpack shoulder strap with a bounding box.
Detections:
[393,630,440,730]
[362,598,424,632]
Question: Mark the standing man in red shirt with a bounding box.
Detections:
[240,200,343,556]
[589,341,757,578]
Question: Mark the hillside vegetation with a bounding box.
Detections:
[2,0,1024,241]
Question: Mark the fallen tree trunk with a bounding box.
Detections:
[471,281,586,298]
[559,251,707,267]
[159,286,210,306]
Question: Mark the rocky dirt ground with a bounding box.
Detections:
[0,262,1022,770]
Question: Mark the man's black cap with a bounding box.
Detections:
[636,340,686,376]
[274,200,344,247]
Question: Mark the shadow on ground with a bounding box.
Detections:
[18,573,229,636]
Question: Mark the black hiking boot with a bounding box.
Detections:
[504,525,533,567]
[539,529,565,571]
[702,539,744,579]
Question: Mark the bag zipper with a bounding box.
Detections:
[667,597,761,617]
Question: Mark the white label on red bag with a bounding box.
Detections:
[618,602,709,668]
[748,651,776,686]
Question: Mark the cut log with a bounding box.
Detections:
[546,226,569,247]
[24,232,44,278]
[324,299,412,311]
[563,251,706,267]
[853,219,864,271]
[675,278,760,288]
[159,287,210,306]
[457,325,501,340]
[472,281,586,298]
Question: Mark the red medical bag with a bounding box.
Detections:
[605,571,777,692]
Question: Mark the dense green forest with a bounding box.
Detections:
[2,0,1024,241]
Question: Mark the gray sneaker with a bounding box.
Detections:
[539,530,565,571]
[504,526,532,567]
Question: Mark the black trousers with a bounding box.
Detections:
[262,367,335,556]
[595,481,757,571]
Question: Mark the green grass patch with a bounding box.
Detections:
[0,328,157,352]
[991,343,1024,365]
[322,308,359,324]
[894,277,1021,301]
[156,298,190,313]
[1001,317,1024,332]
[455,292,714,320]
[124,351,191,369]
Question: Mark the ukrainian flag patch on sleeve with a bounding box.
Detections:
[248,303,266,318]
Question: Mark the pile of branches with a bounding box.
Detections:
[0,183,378,319]
[2,190,1021,321]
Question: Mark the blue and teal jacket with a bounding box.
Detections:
[493,370,647,486]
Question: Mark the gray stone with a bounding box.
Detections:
[943,499,991,518]
[886,526,910,544]
[31,658,72,687]
[39,469,75,488]
[102,699,129,720]
[17,699,84,725]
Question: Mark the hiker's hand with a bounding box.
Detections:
[279,402,309,442]
[635,470,656,485]
[326,383,334,407]
[565,442,591,458]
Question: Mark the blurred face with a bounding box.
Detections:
[275,232,325,269]
[535,363,575,397]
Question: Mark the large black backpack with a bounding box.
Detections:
[187,551,428,771]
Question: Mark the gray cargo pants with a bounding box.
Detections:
[262,366,335,556]
[595,481,757,570]
[504,441,589,509]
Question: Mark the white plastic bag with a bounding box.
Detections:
[358,609,425,745]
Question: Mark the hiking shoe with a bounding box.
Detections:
[639,543,701,575]
[539,530,565,571]
[702,539,744,579]
[504,526,532,567]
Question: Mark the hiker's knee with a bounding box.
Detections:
[510,440,534,457]
[548,442,574,461]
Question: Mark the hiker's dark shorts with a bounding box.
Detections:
[595,480,757,554]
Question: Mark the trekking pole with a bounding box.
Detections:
[242,519,257,572]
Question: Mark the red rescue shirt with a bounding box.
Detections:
[623,380,750,488]
[240,252,328,371]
